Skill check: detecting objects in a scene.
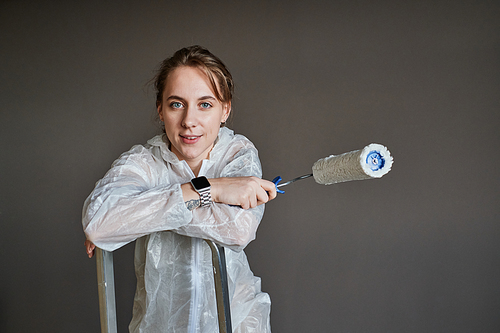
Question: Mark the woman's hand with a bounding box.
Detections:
[209,177,277,209]
[84,239,96,258]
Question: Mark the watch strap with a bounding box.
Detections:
[198,188,212,207]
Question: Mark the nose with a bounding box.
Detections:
[181,105,198,128]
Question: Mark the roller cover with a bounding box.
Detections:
[312,143,393,185]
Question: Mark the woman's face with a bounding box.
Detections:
[157,66,230,172]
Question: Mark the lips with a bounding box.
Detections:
[180,134,202,144]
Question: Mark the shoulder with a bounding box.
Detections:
[213,128,262,177]
[222,127,254,145]
[109,136,165,174]
[214,127,257,157]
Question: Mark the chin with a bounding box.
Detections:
[179,148,206,161]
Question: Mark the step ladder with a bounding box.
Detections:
[94,240,232,333]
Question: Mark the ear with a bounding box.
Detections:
[222,101,231,123]
[157,101,164,122]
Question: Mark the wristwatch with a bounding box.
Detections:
[190,176,212,207]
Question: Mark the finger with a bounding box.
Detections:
[88,246,95,258]
[259,180,277,200]
[250,192,259,208]
[255,187,270,205]
[267,185,277,200]
[85,240,95,256]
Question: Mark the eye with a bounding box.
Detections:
[170,101,183,109]
[200,102,212,109]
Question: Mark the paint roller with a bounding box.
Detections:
[272,143,393,192]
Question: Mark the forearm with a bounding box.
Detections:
[177,203,264,251]
[178,176,275,249]
[181,182,201,210]
[182,176,276,210]
[83,184,192,251]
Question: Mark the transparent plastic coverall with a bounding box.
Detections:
[83,127,271,333]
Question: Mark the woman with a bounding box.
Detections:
[83,45,276,332]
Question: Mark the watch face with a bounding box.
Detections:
[191,176,211,190]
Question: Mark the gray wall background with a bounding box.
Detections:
[1,1,499,332]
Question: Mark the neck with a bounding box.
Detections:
[189,162,202,177]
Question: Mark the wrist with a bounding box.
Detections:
[181,183,202,211]
[190,176,212,207]
[207,178,221,203]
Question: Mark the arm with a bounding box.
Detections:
[82,145,193,252]
[181,177,277,211]
[176,144,276,251]
[83,136,275,252]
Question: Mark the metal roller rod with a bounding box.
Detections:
[276,174,313,188]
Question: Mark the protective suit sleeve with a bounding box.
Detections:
[82,145,192,252]
[175,142,265,252]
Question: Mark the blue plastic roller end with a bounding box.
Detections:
[365,151,385,171]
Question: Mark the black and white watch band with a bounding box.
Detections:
[198,189,212,207]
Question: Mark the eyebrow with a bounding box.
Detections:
[166,95,217,101]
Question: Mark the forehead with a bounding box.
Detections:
[164,66,217,97]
